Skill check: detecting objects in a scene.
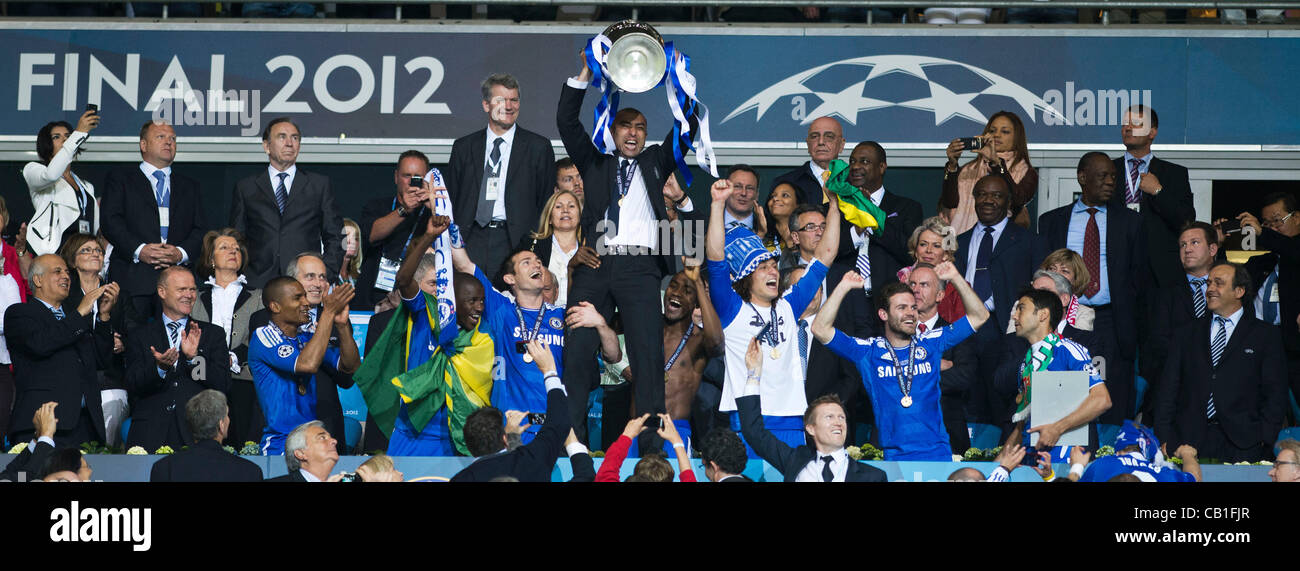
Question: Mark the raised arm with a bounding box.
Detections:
[934,260,989,330]
[685,264,722,351]
[395,214,448,300]
[326,286,361,375]
[815,185,841,268]
[812,271,863,344]
[706,179,733,263]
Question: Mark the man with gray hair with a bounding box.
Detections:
[5,254,118,447]
[446,73,556,278]
[150,390,262,482]
[268,420,338,482]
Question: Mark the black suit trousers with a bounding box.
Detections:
[563,252,665,449]
[1091,306,1136,424]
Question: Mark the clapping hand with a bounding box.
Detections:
[180,321,202,359]
[151,345,180,370]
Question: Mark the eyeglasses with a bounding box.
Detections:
[1275,460,1300,468]
[796,223,827,233]
[77,247,103,256]
[1263,212,1295,229]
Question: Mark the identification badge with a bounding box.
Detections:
[1126,202,1141,213]
[485,177,501,201]
[1271,283,1281,303]
[78,220,91,234]
[375,256,400,292]
[158,207,170,227]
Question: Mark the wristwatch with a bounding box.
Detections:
[396,205,410,217]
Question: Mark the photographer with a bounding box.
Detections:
[939,111,1038,234]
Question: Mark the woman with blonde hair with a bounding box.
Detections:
[1040,248,1094,331]
[340,218,363,290]
[898,216,965,323]
[516,190,597,307]
[939,110,1038,234]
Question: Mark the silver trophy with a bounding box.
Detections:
[602,20,667,93]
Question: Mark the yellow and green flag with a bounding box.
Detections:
[826,158,887,233]
[353,292,494,455]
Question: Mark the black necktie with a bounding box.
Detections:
[475,137,504,227]
[607,158,633,226]
[972,226,995,302]
[821,455,835,482]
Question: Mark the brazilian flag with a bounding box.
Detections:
[826,158,887,233]
[352,292,493,455]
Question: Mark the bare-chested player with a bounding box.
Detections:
[624,263,722,458]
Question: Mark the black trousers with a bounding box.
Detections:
[563,252,665,451]
[1200,421,1268,463]
[1090,305,1136,425]
[222,378,265,450]
[465,223,511,287]
[0,365,13,447]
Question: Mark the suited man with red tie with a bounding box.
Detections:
[101,120,206,322]
[1038,152,1144,424]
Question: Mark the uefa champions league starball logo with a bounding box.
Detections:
[722,55,1070,127]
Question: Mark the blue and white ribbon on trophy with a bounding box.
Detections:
[583,35,718,186]
[425,167,460,338]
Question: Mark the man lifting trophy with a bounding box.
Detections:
[557,20,716,454]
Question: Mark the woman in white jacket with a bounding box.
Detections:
[23,109,100,259]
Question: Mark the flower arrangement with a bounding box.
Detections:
[7,442,27,454]
[239,441,261,455]
[126,446,147,455]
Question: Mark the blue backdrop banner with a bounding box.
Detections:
[2,26,1296,145]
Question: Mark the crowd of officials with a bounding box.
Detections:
[1,62,1298,483]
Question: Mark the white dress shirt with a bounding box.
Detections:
[206,274,247,345]
[548,237,577,307]
[963,216,1010,310]
[485,124,517,222]
[268,164,297,198]
[1210,307,1244,347]
[796,447,850,482]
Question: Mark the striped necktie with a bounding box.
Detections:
[1190,277,1207,318]
[1127,158,1142,203]
[797,319,809,373]
[52,306,65,320]
[274,172,289,214]
[1207,316,1228,419]
[167,321,182,348]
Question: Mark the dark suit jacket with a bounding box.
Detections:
[569,452,595,482]
[0,439,54,482]
[954,220,1049,334]
[5,298,112,441]
[450,386,571,482]
[149,438,263,482]
[717,474,752,482]
[357,196,430,310]
[1038,201,1145,357]
[249,307,354,455]
[736,394,886,482]
[1107,156,1194,290]
[1254,230,1300,355]
[361,308,396,453]
[230,167,344,289]
[831,190,924,292]
[1155,313,1287,451]
[124,316,231,451]
[935,316,977,398]
[100,165,206,299]
[266,468,308,482]
[1143,277,1202,384]
[557,82,682,274]
[770,162,822,205]
[445,126,555,247]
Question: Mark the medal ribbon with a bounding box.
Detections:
[663,322,696,371]
[885,340,916,402]
[513,304,546,343]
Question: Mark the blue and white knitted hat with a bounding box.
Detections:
[724,225,778,282]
